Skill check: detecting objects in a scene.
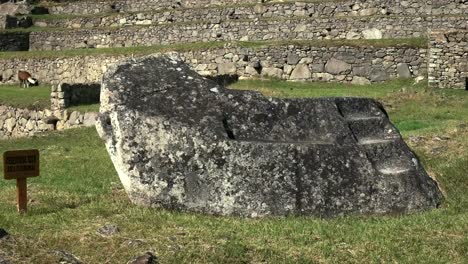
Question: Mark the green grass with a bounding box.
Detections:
[0,41,228,59]
[66,103,100,113]
[0,80,467,263]
[230,78,468,136]
[0,84,99,112]
[229,78,413,98]
[0,84,51,109]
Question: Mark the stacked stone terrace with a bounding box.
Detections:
[0,0,467,87]
[429,30,468,89]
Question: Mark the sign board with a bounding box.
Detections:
[3,149,40,180]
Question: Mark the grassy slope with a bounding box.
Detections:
[0,84,99,112]
[0,84,51,110]
[0,80,467,263]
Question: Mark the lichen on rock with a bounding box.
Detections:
[96,53,442,217]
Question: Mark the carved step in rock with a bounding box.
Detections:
[96,53,443,217]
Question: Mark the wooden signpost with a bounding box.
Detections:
[3,149,40,214]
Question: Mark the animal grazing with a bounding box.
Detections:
[18,70,38,88]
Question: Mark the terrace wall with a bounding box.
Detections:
[0,45,427,85]
[428,30,468,89]
[32,3,468,29]
[44,0,259,15]
[0,105,97,139]
[50,83,100,110]
[41,0,467,16]
[28,17,435,51]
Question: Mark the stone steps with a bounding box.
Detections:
[335,98,417,176]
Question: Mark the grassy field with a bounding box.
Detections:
[0,84,51,110]
[0,84,100,112]
[0,80,467,263]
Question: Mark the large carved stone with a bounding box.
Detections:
[96,54,443,217]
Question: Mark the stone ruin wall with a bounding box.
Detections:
[29,16,467,51]
[31,1,452,29]
[44,0,260,15]
[0,82,100,139]
[32,11,468,31]
[0,45,427,85]
[50,83,100,110]
[431,0,468,15]
[0,105,97,139]
[42,0,467,16]
[0,0,466,88]
[428,31,468,89]
[1,1,466,52]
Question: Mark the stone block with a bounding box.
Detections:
[261,67,283,79]
[397,63,412,78]
[217,63,237,75]
[370,68,390,82]
[287,53,300,65]
[290,64,311,80]
[5,118,15,132]
[362,28,383,40]
[325,58,352,75]
[245,65,259,76]
[96,54,442,217]
[351,76,371,85]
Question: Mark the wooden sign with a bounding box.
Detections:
[3,149,40,213]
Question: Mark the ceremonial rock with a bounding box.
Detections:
[96,54,442,217]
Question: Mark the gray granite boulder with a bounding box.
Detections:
[96,54,442,218]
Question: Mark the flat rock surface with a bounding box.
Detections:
[96,53,443,217]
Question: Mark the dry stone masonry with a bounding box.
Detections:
[26,16,467,51]
[43,0,260,15]
[37,0,468,16]
[0,105,97,139]
[96,54,443,217]
[429,30,468,89]
[0,0,466,88]
[2,1,467,52]
[29,1,467,29]
[51,83,100,110]
[0,44,426,85]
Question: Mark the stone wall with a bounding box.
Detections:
[31,2,468,30]
[30,2,422,29]
[431,0,468,15]
[0,44,426,85]
[43,0,259,15]
[19,14,467,53]
[51,83,100,110]
[0,55,120,84]
[428,30,468,89]
[40,0,467,16]
[0,32,29,51]
[28,16,437,51]
[0,105,97,139]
